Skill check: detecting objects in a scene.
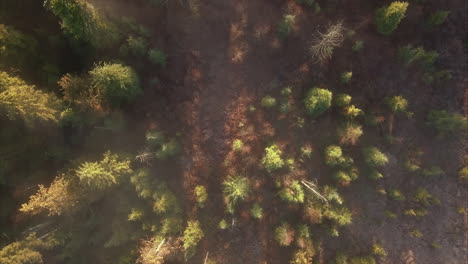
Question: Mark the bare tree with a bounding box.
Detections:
[310,22,345,63]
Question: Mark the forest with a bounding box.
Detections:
[0,0,467,263]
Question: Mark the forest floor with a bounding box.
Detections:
[92,0,468,263]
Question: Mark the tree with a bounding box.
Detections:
[304,88,332,117]
[0,233,58,264]
[338,123,363,145]
[262,144,285,172]
[310,22,344,63]
[148,48,167,67]
[232,139,243,152]
[362,147,388,167]
[324,145,352,167]
[20,176,78,216]
[0,71,61,125]
[279,180,305,203]
[278,14,296,39]
[427,110,467,138]
[44,0,116,46]
[275,223,295,246]
[89,63,141,107]
[426,10,449,28]
[398,45,438,69]
[183,220,204,259]
[375,2,409,35]
[251,203,263,219]
[76,151,132,189]
[194,185,207,208]
[0,24,37,68]
[222,175,250,212]
[261,95,276,108]
[386,96,408,113]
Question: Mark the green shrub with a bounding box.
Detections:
[145,130,165,147]
[325,145,353,167]
[368,169,383,180]
[335,93,352,108]
[389,189,405,201]
[218,219,228,229]
[323,185,343,205]
[155,139,180,160]
[262,144,285,172]
[251,203,263,219]
[148,48,167,67]
[89,63,141,107]
[279,180,305,203]
[427,110,467,138]
[333,253,349,264]
[343,105,363,119]
[128,208,144,221]
[122,35,147,57]
[300,145,313,159]
[222,175,250,212]
[375,2,409,35]
[350,256,376,264]
[278,14,296,39]
[413,188,439,206]
[372,243,387,256]
[324,206,352,226]
[398,45,438,70]
[304,88,332,117]
[334,170,352,186]
[261,95,277,108]
[338,123,363,145]
[281,86,293,96]
[421,166,444,177]
[352,40,364,52]
[194,185,208,208]
[290,246,315,264]
[232,139,243,152]
[183,220,204,259]
[426,10,449,28]
[279,101,291,113]
[386,96,408,113]
[275,223,295,246]
[362,147,388,167]
[409,229,423,238]
[341,71,353,84]
[459,167,468,181]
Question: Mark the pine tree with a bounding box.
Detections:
[375,2,409,35]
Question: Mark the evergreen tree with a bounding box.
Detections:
[375,2,409,35]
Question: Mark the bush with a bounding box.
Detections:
[222,175,250,212]
[279,180,305,203]
[341,71,352,84]
[334,170,352,186]
[89,63,141,107]
[304,88,333,117]
[145,130,166,147]
[148,48,167,67]
[324,206,352,226]
[122,35,147,57]
[427,110,467,138]
[372,243,387,256]
[290,246,315,264]
[343,105,363,119]
[368,169,383,180]
[218,219,228,229]
[386,96,408,113]
[194,185,207,208]
[335,93,352,108]
[325,145,352,167]
[155,139,180,160]
[232,139,243,152]
[426,10,449,28]
[281,86,293,96]
[338,123,363,145]
[261,95,277,108]
[352,40,364,52]
[399,45,438,70]
[275,223,295,246]
[183,220,204,259]
[389,189,405,201]
[413,188,439,206]
[375,2,409,35]
[350,256,376,264]
[300,145,313,159]
[251,203,263,219]
[278,14,296,39]
[362,147,388,167]
[262,144,285,172]
[459,167,468,181]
